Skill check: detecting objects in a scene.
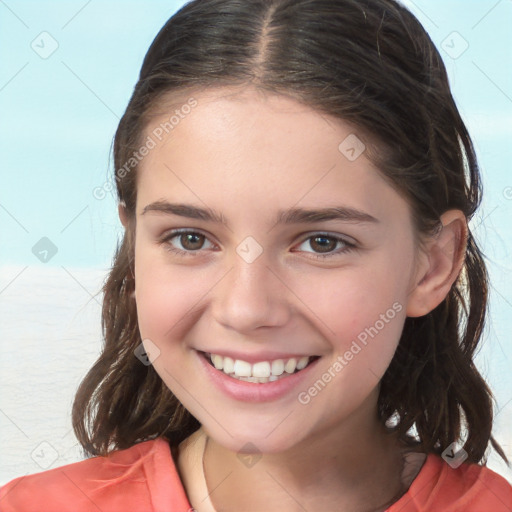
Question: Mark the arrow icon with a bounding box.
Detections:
[236,236,263,263]
[32,237,58,263]
[441,442,468,468]
[338,134,365,161]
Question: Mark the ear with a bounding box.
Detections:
[118,202,129,228]
[406,210,468,318]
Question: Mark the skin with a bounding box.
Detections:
[119,86,467,511]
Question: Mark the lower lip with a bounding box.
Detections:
[196,351,321,403]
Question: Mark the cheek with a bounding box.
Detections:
[289,259,409,377]
[136,286,199,346]
[133,247,206,343]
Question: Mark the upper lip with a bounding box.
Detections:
[197,349,319,364]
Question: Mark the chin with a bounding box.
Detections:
[203,419,307,455]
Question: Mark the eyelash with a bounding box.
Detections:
[159,228,357,260]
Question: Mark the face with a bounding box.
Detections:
[131,86,421,454]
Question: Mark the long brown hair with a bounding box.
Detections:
[72,0,507,464]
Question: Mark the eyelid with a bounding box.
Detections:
[159,228,218,253]
[159,229,357,258]
[296,230,357,246]
[292,232,357,259]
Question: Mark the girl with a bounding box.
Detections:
[1,0,511,510]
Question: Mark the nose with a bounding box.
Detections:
[212,256,291,333]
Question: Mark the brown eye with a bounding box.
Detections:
[294,233,356,259]
[309,235,337,253]
[179,232,205,251]
[160,230,215,256]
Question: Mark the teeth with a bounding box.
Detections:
[233,359,252,377]
[297,356,309,370]
[208,353,313,381]
[252,361,270,378]
[284,358,297,374]
[271,359,284,376]
[223,356,234,374]
[212,354,223,370]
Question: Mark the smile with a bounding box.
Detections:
[203,352,320,383]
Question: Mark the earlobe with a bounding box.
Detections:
[406,210,468,318]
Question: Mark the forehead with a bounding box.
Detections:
[136,86,411,226]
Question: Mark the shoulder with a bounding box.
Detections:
[0,437,192,512]
[390,453,512,511]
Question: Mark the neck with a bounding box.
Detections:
[200,398,408,512]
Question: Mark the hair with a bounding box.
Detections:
[72,0,507,465]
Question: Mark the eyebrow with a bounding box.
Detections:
[141,201,379,226]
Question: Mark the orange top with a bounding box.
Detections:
[1,437,511,512]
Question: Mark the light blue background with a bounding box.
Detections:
[1,0,511,482]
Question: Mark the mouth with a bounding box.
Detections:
[201,351,321,383]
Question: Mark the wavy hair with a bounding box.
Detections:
[72,0,507,464]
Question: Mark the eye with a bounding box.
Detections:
[160,229,215,256]
[294,233,356,259]
[159,230,356,259]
